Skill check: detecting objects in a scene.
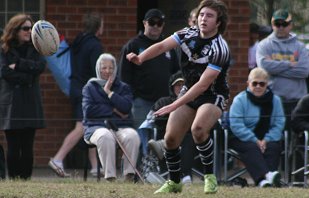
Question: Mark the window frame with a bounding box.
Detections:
[0,0,45,30]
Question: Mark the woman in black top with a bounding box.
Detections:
[0,14,46,179]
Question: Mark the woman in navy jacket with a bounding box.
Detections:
[82,53,140,182]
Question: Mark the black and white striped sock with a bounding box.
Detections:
[164,147,181,183]
[196,137,214,174]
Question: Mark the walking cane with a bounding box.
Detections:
[104,120,145,183]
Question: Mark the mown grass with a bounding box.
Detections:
[0,179,308,198]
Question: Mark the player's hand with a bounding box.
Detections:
[154,103,177,116]
[8,64,16,70]
[126,52,142,65]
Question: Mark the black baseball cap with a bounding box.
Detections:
[144,9,165,21]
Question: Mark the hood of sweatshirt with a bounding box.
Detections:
[268,32,297,43]
[168,71,184,98]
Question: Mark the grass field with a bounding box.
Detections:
[0,179,308,198]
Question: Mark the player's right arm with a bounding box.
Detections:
[126,36,178,65]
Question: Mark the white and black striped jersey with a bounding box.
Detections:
[172,26,230,98]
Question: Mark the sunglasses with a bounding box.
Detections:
[274,21,291,28]
[148,19,164,27]
[251,81,267,87]
[19,26,32,31]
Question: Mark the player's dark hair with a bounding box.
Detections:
[196,0,228,34]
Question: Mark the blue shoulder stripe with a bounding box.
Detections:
[208,63,221,72]
[172,33,181,44]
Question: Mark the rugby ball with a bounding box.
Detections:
[31,20,60,56]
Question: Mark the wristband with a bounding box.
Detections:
[108,91,114,98]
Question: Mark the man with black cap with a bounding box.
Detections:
[257,9,309,132]
[119,9,180,130]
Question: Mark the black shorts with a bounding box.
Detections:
[187,94,228,111]
[70,96,83,121]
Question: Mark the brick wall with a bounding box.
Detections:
[224,0,250,103]
[0,0,250,167]
[39,0,138,167]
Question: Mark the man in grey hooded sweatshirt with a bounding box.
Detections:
[256,9,309,131]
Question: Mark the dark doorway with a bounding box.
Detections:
[137,0,199,36]
[137,0,158,33]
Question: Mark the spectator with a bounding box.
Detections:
[82,53,140,182]
[119,8,180,130]
[291,94,309,133]
[229,67,285,187]
[140,71,199,184]
[248,23,272,73]
[138,72,184,155]
[0,14,46,179]
[258,25,272,41]
[127,0,230,194]
[248,22,260,72]
[48,13,104,177]
[188,7,198,27]
[291,94,309,182]
[256,9,309,132]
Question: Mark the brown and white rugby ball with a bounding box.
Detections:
[31,20,60,56]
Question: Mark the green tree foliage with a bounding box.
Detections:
[250,0,309,33]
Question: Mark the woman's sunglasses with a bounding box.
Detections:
[148,19,164,27]
[19,26,32,31]
[274,21,291,28]
[251,81,267,87]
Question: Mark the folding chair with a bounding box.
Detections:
[142,127,166,184]
[282,130,289,185]
[79,140,101,182]
[223,129,289,185]
[83,142,129,182]
[223,129,247,183]
[291,130,309,187]
[143,127,220,183]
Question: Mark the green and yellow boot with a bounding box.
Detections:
[204,174,218,194]
[154,180,183,194]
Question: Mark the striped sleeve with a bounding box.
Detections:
[209,35,230,71]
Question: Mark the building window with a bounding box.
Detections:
[0,0,44,30]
